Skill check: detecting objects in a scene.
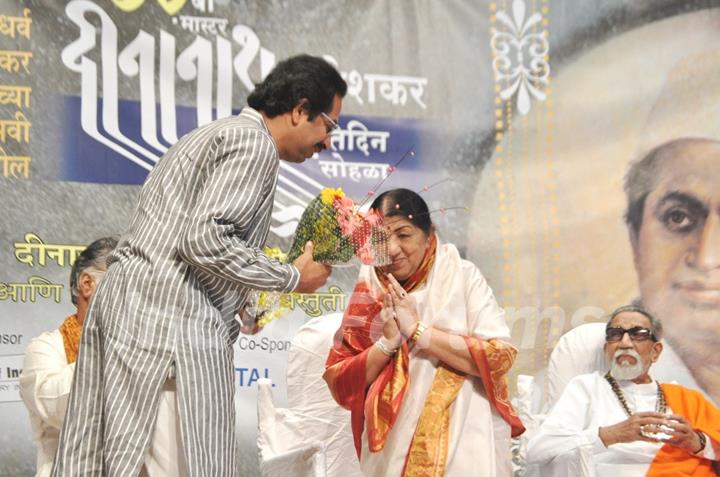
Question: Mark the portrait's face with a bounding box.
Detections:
[284,95,342,163]
[604,311,663,381]
[381,216,431,282]
[631,139,720,353]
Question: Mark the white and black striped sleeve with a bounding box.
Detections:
[178,128,299,292]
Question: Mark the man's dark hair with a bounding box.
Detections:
[624,138,705,235]
[247,54,347,119]
[606,304,663,341]
[70,237,118,305]
[624,143,666,235]
[371,188,433,235]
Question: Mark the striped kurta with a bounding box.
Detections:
[52,108,299,477]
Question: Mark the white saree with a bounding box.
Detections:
[359,241,514,477]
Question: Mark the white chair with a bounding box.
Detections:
[515,323,608,432]
[546,322,608,408]
[257,313,362,477]
[257,378,327,477]
[285,313,363,477]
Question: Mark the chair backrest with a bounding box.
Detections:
[257,378,326,477]
[546,322,608,408]
[286,313,363,477]
[286,313,343,410]
[257,313,363,477]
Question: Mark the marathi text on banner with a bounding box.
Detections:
[0,276,63,303]
[13,233,87,268]
[0,85,31,109]
[0,148,30,178]
[0,8,32,39]
[0,50,32,74]
[0,111,31,144]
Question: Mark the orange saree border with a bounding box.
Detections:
[401,365,465,477]
[324,282,380,456]
[365,342,410,452]
[400,337,525,476]
[465,336,525,438]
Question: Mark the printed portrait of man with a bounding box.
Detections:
[624,48,720,404]
[466,8,720,401]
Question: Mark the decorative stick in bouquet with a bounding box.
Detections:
[245,148,416,328]
[358,146,416,208]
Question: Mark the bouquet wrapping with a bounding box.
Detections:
[285,187,386,265]
[246,187,388,327]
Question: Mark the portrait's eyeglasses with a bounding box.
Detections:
[605,326,655,342]
[320,112,340,135]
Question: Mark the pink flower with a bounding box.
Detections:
[335,196,358,236]
[337,211,356,235]
[363,209,382,227]
[335,196,354,211]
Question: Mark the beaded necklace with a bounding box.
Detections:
[604,371,666,416]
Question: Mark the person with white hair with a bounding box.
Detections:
[526,305,720,477]
[20,237,118,477]
[20,237,187,477]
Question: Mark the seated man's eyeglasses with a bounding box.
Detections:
[605,326,656,342]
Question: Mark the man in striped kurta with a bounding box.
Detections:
[52,54,347,477]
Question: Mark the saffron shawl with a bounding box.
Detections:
[647,383,720,477]
[58,314,82,364]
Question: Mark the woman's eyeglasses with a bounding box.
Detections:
[605,326,656,342]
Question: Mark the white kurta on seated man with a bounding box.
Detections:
[526,305,719,477]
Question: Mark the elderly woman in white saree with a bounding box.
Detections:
[324,188,524,476]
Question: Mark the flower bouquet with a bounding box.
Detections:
[286,187,387,265]
[245,187,388,328]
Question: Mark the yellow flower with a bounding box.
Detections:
[320,187,345,206]
[264,246,288,262]
[256,294,292,327]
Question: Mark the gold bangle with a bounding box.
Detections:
[411,322,428,344]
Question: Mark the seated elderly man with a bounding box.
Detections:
[526,305,719,476]
[20,237,118,477]
[19,237,185,477]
